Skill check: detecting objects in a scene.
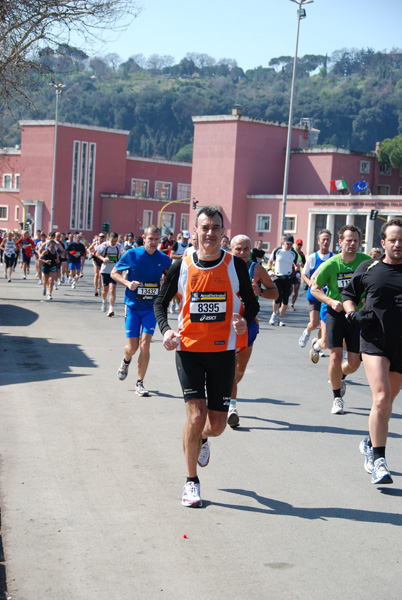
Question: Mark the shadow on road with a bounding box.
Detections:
[0,333,96,386]
[216,488,402,525]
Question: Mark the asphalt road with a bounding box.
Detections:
[1,265,402,600]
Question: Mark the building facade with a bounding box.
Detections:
[1,112,402,252]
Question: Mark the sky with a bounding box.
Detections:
[80,0,402,70]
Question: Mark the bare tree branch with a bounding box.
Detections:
[0,0,141,104]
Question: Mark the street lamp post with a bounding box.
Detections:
[49,82,65,231]
[280,0,313,237]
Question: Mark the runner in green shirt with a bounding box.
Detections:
[311,225,371,415]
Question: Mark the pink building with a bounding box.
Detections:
[0,121,192,240]
[190,110,402,253]
[1,110,402,253]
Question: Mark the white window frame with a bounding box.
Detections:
[2,174,12,189]
[0,205,9,220]
[14,174,20,189]
[143,210,153,229]
[379,164,391,176]
[177,183,191,200]
[155,181,172,200]
[15,206,19,221]
[255,214,271,232]
[378,185,391,195]
[360,160,370,174]
[180,213,189,232]
[131,178,149,198]
[284,215,297,233]
[159,211,175,236]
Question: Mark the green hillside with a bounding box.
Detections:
[2,47,402,161]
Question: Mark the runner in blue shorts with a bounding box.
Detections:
[227,234,278,428]
[111,225,171,397]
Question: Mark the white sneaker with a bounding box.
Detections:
[38,279,42,285]
[71,281,76,289]
[101,302,106,312]
[228,408,240,428]
[182,481,202,507]
[135,381,150,396]
[269,313,277,326]
[331,397,344,414]
[197,440,210,467]
[310,338,320,364]
[117,358,130,381]
[371,457,393,485]
[107,306,114,317]
[278,318,286,327]
[299,330,310,348]
[47,293,52,300]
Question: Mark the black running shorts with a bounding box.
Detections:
[175,350,235,411]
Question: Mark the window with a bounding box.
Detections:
[3,174,12,189]
[155,181,172,200]
[180,213,189,232]
[256,214,271,232]
[378,185,390,195]
[283,215,297,233]
[15,206,19,221]
[143,210,153,229]
[379,164,391,176]
[0,206,8,220]
[70,140,97,230]
[399,169,402,178]
[132,179,149,198]
[398,187,402,195]
[177,183,191,200]
[159,211,175,236]
[360,161,370,174]
[14,174,20,189]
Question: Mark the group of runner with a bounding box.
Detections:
[3,211,402,504]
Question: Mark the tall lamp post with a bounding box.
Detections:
[280,0,313,237]
[49,82,65,231]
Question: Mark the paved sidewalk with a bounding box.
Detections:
[1,268,402,600]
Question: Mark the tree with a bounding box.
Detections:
[378,135,402,168]
[0,0,140,105]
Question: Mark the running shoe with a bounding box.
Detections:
[228,408,240,428]
[38,279,42,285]
[117,358,130,381]
[310,337,320,364]
[7,278,11,283]
[94,291,99,297]
[331,397,344,414]
[42,289,46,296]
[290,304,296,311]
[278,318,286,327]
[371,458,393,485]
[197,440,210,467]
[101,302,106,312]
[47,293,52,300]
[299,330,310,348]
[269,313,277,326]
[135,381,150,397]
[359,437,374,474]
[71,281,76,289]
[107,307,114,317]
[340,379,346,397]
[182,481,202,507]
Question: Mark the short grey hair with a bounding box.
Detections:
[231,234,251,248]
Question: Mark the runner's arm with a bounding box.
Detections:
[154,261,181,335]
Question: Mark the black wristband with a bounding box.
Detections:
[345,311,356,322]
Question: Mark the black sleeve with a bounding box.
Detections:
[154,260,182,335]
[233,256,260,325]
[171,241,179,253]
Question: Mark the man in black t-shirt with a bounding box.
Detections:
[342,218,402,486]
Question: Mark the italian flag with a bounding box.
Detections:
[330,179,348,191]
